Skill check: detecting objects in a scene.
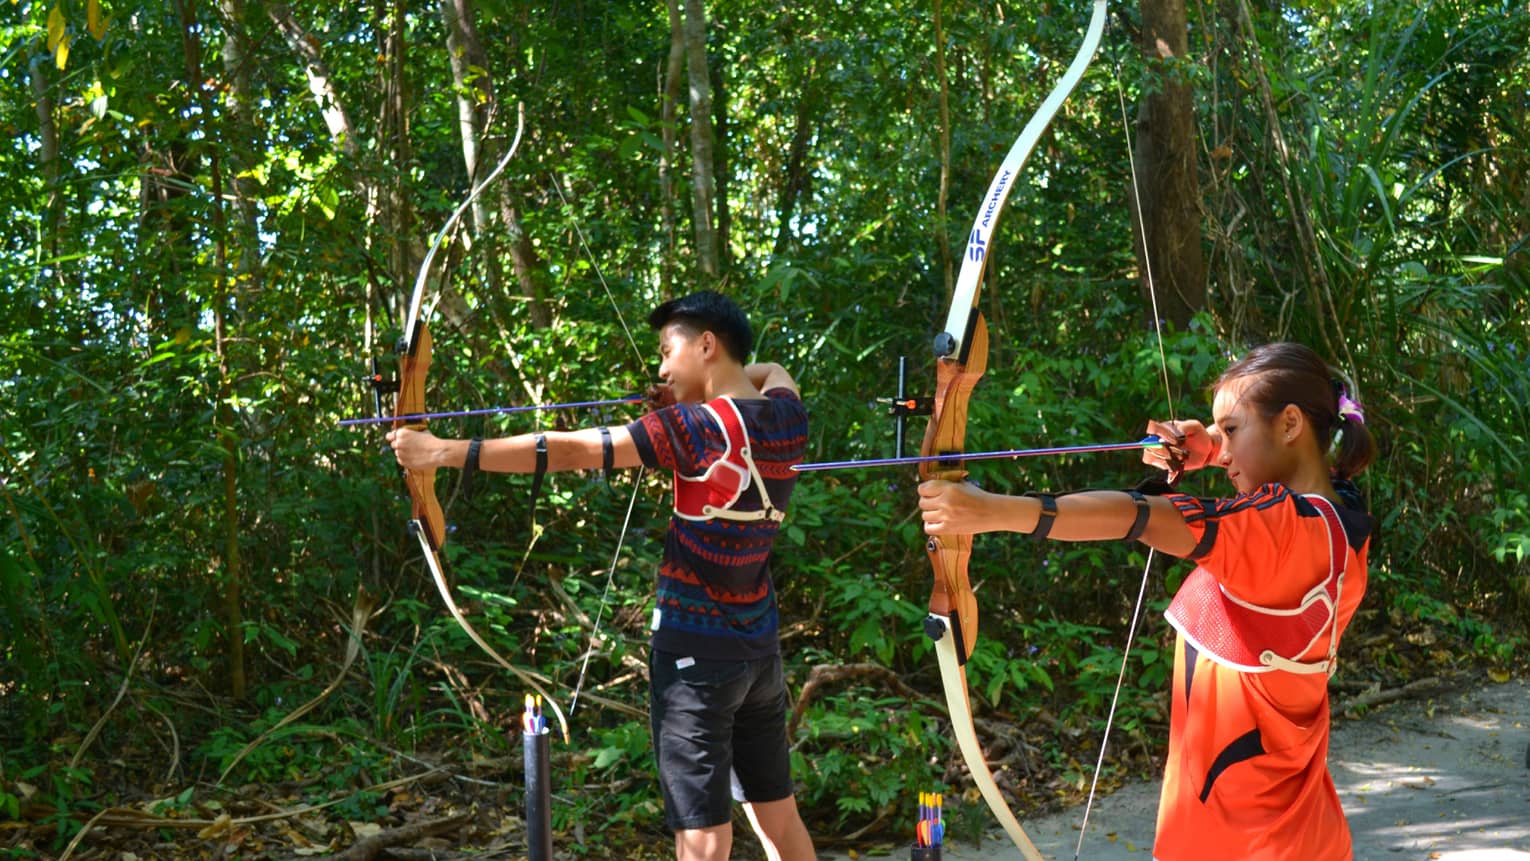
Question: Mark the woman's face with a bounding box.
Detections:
[1211,375,1300,495]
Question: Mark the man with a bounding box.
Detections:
[389,291,815,861]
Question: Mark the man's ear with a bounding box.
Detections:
[698,330,717,360]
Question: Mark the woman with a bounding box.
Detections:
[918,342,1378,861]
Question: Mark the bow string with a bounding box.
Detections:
[547,174,651,721]
[1070,21,1182,859]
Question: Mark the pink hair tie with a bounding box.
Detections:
[1337,392,1365,424]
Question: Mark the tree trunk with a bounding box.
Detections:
[933,0,953,298]
[266,4,360,158]
[174,0,247,701]
[770,84,816,261]
[681,0,719,277]
[375,0,414,327]
[1134,0,1206,330]
[439,0,551,329]
[660,0,686,296]
[370,0,412,590]
[215,0,267,701]
[711,36,731,274]
[28,51,61,259]
[216,0,262,285]
[768,6,815,262]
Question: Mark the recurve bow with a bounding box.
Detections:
[919,3,1109,857]
[378,110,571,742]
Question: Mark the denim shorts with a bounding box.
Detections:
[649,649,795,830]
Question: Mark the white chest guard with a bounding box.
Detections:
[1165,494,1349,676]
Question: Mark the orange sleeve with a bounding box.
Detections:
[1166,484,1311,607]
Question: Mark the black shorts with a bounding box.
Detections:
[649,649,795,830]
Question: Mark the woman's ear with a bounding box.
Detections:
[1280,403,1306,443]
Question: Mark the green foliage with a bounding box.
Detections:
[555,720,661,854]
[0,0,1525,851]
[147,786,198,819]
[0,785,18,822]
[1487,490,1530,566]
[12,763,94,849]
[791,679,947,835]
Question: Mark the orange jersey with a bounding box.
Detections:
[1154,484,1372,861]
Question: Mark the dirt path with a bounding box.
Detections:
[823,675,1530,860]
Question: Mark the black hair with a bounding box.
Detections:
[647,291,754,364]
[1216,342,1378,481]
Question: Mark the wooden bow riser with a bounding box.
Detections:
[920,313,989,663]
[395,322,447,551]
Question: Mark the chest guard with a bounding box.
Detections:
[672,396,785,523]
[1165,494,1348,676]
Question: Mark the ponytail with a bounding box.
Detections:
[1328,377,1377,481]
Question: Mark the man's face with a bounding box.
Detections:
[656,323,708,402]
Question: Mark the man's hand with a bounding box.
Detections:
[1143,419,1222,483]
[644,383,676,410]
[744,362,799,396]
[387,427,446,472]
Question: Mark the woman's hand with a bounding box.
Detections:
[1143,419,1222,482]
[386,427,444,472]
[918,479,1011,536]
